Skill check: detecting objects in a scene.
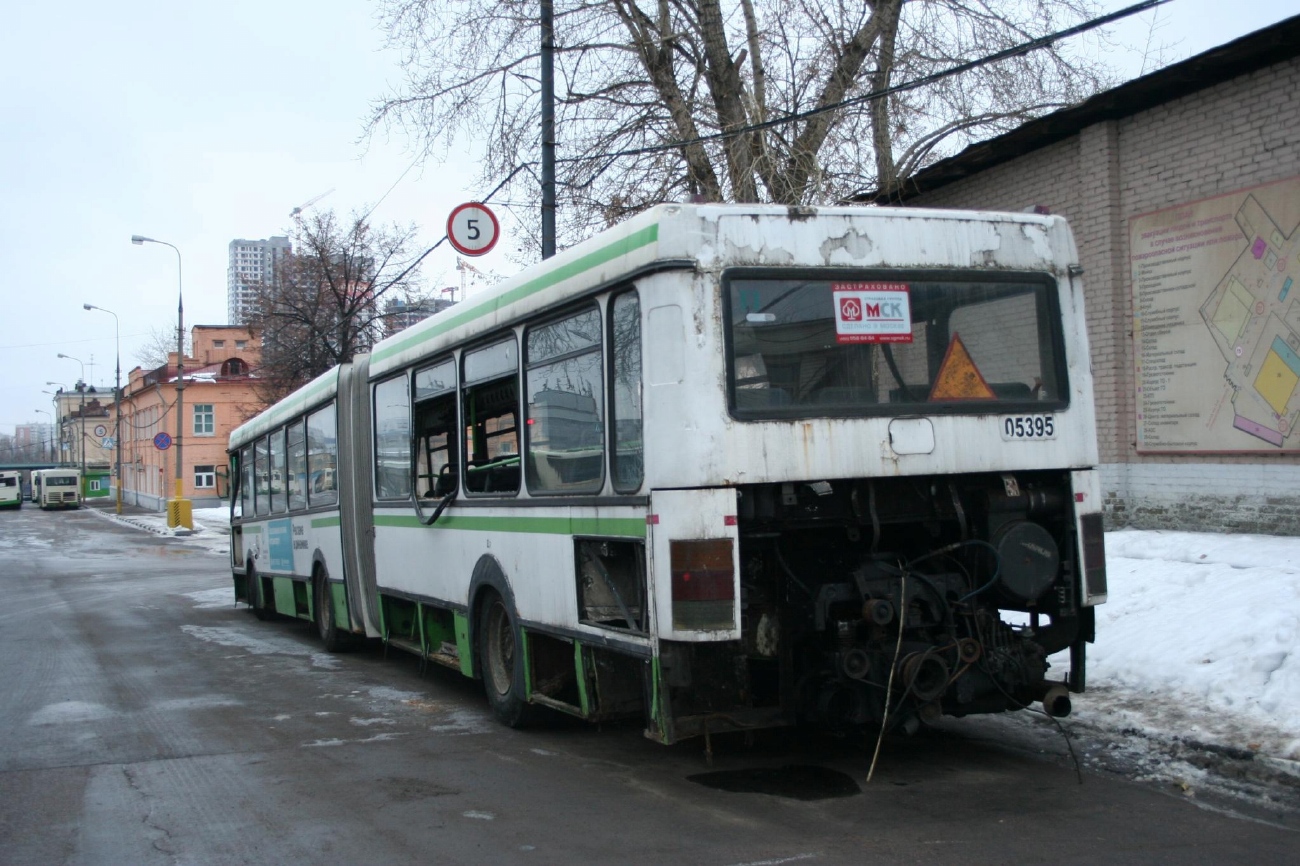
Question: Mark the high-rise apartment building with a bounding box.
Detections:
[227,236,291,325]
[382,295,455,337]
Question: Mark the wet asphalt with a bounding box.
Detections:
[1,504,1296,865]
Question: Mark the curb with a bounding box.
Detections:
[86,505,216,539]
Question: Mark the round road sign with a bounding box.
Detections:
[153,432,172,451]
[447,202,500,257]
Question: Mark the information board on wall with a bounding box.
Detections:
[1130,176,1300,452]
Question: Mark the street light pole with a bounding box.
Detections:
[85,303,123,514]
[34,409,53,463]
[131,234,191,529]
[42,386,65,464]
[56,353,87,487]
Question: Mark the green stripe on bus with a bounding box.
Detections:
[454,611,473,677]
[230,371,338,446]
[243,525,263,534]
[311,516,341,528]
[371,223,660,366]
[373,513,646,538]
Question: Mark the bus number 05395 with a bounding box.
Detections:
[1001,414,1055,440]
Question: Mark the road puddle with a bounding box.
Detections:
[687,764,861,800]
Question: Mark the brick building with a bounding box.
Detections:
[120,326,263,510]
[875,16,1300,534]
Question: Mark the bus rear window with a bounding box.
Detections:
[725,273,1067,418]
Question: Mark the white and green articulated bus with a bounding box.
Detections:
[227,203,1107,743]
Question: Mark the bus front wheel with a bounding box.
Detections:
[478,592,536,728]
[314,570,350,653]
[247,568,271,621]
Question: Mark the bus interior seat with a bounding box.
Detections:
[488,464,519,492]
[468,457,520,493]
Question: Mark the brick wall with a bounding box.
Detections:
[908,57,1300,534]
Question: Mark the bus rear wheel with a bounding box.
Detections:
[478,592,536,728]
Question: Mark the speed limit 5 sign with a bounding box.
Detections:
[446,202,500,256]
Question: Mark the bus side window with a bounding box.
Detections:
[525,306,604,494]
[416,395,458,497]
[254,436,270,516]
[462,337,519,496]
[239,445,254,518]
[610,291,643,492]
[307,403,338,507]
[287,420,307,511]
[269,428,288,514]
[374,374,412,500]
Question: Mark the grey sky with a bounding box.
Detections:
[2,0,1295,430]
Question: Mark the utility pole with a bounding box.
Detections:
[132,234,191,529]
[540,0,556,259]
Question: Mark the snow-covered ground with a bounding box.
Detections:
[1067,530,1300,763]
[90,505,1300,773]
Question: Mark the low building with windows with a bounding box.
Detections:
[49,387,115,500]
[119,325,263,510]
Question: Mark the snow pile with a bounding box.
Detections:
[1067,530,1300,760]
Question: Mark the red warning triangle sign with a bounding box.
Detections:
[928,332,995,401]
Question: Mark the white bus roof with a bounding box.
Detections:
[367,203,1075,378]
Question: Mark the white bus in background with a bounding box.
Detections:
[32,469,82,510]
[229,203,1106,744]
[0,471,21,509]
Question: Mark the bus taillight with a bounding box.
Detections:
[1079,513,1108,603]
[670,539,735,630]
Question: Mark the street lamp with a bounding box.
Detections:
[56,353,88,486]
[42,388,66,463]
[85,303,123,514]
[34,409,53,463]
[131,234,190,529]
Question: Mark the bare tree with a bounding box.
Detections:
[247,209,428,403]
[369,0,1113,248]
[133,325,192,371]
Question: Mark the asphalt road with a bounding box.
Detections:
[1,505,1295,865]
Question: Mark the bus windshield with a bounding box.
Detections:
[46,476,77,487]
[726,273,1067,417]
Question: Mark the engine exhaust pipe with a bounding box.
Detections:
[1040,684,1071,718]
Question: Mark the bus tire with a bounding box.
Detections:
[314,569,349,653]
[247,567,271,621]
[478,590,536,728]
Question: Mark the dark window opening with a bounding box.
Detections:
[462,338,519,496]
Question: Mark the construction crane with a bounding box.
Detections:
[289,188,335,218]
